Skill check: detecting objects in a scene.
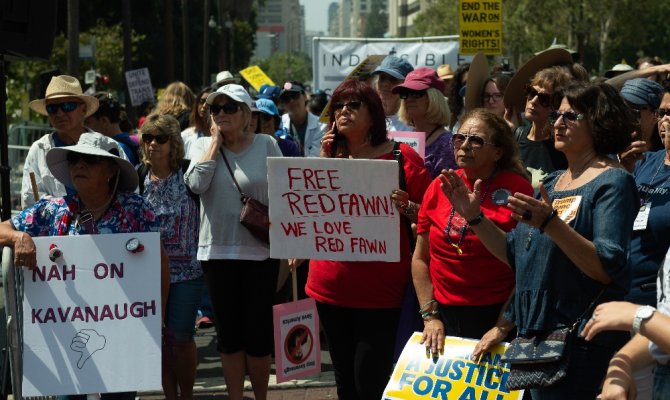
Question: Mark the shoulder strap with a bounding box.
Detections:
[513,126,526,143]
[137,164,149,195]
[218,148,246,199]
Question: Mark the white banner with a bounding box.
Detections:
[22,232,162,396]
[268,157,400,261]
[312,37,463,92]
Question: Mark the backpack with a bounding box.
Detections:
[137,159,199,204]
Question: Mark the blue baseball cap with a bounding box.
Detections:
[258,84,281,100]
[372,55,414,80]
[255,98,280,117]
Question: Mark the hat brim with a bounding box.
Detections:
[372,67,405,81]
[46,146,138,192]
[392,81,433,93]
[464,54,490,112]
[503,48,573,112]
[207,92,245,106]
[30,95,99,118]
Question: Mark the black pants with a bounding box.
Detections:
[438,301,511,340]
[317,302,400,400]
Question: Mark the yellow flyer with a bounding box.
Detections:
[383,333,523,400]
[240,65,275,92]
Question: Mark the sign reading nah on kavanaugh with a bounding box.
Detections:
[459,0,502,55]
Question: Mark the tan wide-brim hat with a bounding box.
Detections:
[503,49,573,112]
[29,75,99,118]
[464,53,490,112]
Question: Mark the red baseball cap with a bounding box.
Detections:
[392,67,445,93]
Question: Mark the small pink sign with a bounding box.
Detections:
[388,131,426,159]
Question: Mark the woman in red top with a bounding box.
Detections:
[306,79,431,399]
[413,109,532,355]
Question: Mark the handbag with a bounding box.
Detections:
[219,148,270,244]
[500,288,605,391]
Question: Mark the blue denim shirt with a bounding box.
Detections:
[504,167,637,347]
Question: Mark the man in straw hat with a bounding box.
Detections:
[21,75,126,208]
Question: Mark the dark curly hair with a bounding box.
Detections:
[448,63,470,129]
[562,83,635,155]
[329,79,388,148]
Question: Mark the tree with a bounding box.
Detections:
[411,0,458,38]
[253,51,312,87]
[364,0,389,38]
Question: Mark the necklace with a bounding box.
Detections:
[640,155,670,205]
[425,125,443,143]
[444,170,494,255]
[558,154,597,191]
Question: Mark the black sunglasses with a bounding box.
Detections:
[66,152,105,165]
[524,85,554,108]
[549,110,585,125]
[332,100,363,113]
[398,90,427,100]
[210,103,240,115]
[46,101,81,114]
[141,133,170,144]
[657,108,670,119]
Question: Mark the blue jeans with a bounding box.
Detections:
[653,363,670,400]
[166,277,205,342]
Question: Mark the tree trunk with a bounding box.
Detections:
[164,0,175,82]
[202,0,211,87]
[67,0,79,77]
[181,0,190,85]
[122,0,137,123]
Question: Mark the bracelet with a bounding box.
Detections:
[466,210,484,226]
[539,209,558,233]
[421,309,440,319]
[419,299,437,312]
[405,201,419,216]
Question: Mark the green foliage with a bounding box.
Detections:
[412,0,458,37]
[252,51,312,87]
[364,0,389,38]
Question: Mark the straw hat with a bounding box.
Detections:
[46,132,138,192]
[437,64,455,80]
[29,75,99,117]
[464,54,490,112]
[503,48,573,112]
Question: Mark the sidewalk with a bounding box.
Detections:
[137,324,336,399]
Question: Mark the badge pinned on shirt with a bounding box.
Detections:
[491,188,511,206]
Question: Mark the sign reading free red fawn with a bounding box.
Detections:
[268,157,400,261]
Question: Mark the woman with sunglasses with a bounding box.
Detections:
[138,114,203,400]
[0,132,170,400]
[413,109,532,356]
[310,79,431,400]
[184,84,282,400]
[442,82,637,398]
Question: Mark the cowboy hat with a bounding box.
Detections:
[503,48,573,112]
[29,75,99,118]
[464,53,490,112]
[46,132,138,192]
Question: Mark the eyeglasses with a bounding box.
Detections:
[332,100,363,114]
[141,133,170,144]
[210,102,240,115]
[524,85,554,108]
[46,102,82,114]
[549,110,585,125]
[66,152,105,165]
[482,92,503,102]
[452,133,493,149]
[657,108,670,120]
[398,90,427,100]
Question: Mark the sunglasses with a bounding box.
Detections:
[332,100,363,114]
[210,102,240,115]
[66,152,105,165]
[524,85,554,108]
[482,92,503,102]
[452,133,492,149]
[398,90,427,100]
[549,110,585,125]
[46,101,81,114]
[141,133,170,144]
[657,108,670,120]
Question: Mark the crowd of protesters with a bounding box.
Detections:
[10,46,670,400]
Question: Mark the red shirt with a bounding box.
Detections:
[416,169,533,306]
[306,144,431,308]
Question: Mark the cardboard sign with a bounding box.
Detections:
[388,131,426,160]
[268,157,400,261]
[272,298,321,383]
[383,333,523,399]
[240,65,276,92]
[124,68,155,106]
[459,0,503,55]
[22,233,162,396]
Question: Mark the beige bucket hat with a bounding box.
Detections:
[29,75,99,117]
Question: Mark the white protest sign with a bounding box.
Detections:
[272,298,321,383]
[124,68,155,106]
[268,157,400,261]
[312,37,463,92]
[388,132,426,159]
[22,232,162,396]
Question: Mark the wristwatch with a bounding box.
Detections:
[632,305,656,334]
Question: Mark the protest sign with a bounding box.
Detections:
[22,232,162,396]
[312,37,462,93]
[388,131,426,159]
[459,0,503,55]
[272,298,321,383]
[383,333,523,400]
[240,65,276,92]
[124,67,155,106]
[268,157,400,261]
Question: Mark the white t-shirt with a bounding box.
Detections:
[650,249,670,364]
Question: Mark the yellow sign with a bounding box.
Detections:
[319,54,387,123]
[459,0,502,55]
[240,66,276,92]
[383,333,523,400]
